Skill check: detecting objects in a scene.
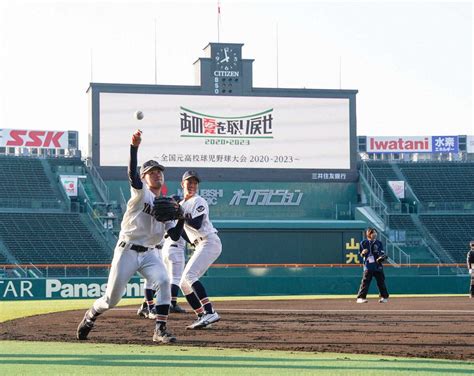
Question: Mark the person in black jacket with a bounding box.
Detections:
[466,241,474,298]
[356,227,389,303]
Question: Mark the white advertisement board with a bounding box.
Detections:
[99,93,351,170]
[59,175,78,197]
[0,129,68,148]
[467,136,474,153]
[387,180,405,199]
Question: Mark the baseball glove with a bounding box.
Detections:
[376,255,387,264]
[152,196,184,222]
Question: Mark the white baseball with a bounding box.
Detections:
[135,111,144,120]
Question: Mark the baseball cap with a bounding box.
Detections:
[470,240,474,248]
[182,170,200,183]
[141,160,165,176]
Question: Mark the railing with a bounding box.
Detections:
[377,231,411,266]
[77,181,117,248]
[418,201,474,213]
[119,186,128,213]
[84,158,110,202]
[411,214,455,263]
[0,198,63,210]
[1,262,466,278]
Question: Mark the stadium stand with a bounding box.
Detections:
[46,157,85,175]
[419,214,474,263]
[363,162,400,203]
[361,160,474,264]
[0,156,57,201]
[399,162,474,202]
[0,212,112,264]
[386,214,418,232]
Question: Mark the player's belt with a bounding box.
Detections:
[193,232,218,246]
[170,244,178,248]
[119,241,152,253]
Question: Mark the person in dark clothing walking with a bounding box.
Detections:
[466,241,474,298]
[356,228,389,303]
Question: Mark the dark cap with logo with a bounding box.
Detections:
[141,160,165,176]
[182,170,200,183]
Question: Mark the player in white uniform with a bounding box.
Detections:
[76,130,183,343]
[163,235,187,312]
[137,234,187,318]
[179,170,222,329]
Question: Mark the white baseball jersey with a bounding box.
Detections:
[180,195,217,243]
[119,185,174,248]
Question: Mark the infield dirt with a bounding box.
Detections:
[1,296,474,360]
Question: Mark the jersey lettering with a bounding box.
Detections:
[143,202,153,216]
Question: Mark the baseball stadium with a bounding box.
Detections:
[1,40,474,375]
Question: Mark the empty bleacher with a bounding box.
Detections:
[386,214,418,232]
[399,162,474,202]
[420,214,474,262]
[0,212,112,264]
[365,162,401,203]
[46,157,85,174]
[0,156,57,201]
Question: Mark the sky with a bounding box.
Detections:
[0,0,472,153]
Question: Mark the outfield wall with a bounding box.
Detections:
[0,268,469,300]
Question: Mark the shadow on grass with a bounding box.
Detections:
[0,353,473,373]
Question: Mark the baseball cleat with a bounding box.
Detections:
[76,314,94,340]
[170,304,186,313]
[187,311,220,330]
[379,298,388,303]
[153,325,176,344]
[186,314,204,330]
[356,298,368,303]
[137,302,149,318]
[147,307,159,320]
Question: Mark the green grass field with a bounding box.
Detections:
[1,296,474,375]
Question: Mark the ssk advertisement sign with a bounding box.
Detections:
[0,129,68,149]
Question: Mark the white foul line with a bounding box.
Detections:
[113,308,474,314]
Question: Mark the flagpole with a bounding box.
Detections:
[217,0,221,42]
[154,18,157,85]
[90,48,93,82]
[276,23,279,88]
[339,56,342,89]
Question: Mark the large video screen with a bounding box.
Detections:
[99,93,351,170]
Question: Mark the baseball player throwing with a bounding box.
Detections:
[76,130,183,343]
[179,170,221,329]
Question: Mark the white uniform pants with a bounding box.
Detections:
[93,242,170,314]
[144,243,185,288]
[180,233,222,295]
[163,244,186,286]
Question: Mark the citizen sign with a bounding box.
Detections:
[3,129,67,148]
[213,71,239,77]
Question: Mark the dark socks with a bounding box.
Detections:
[191,280,214,314]
[171,284,180,307]
[184,292,204,315]
[145,288,156,309]
[154,304,170,329]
